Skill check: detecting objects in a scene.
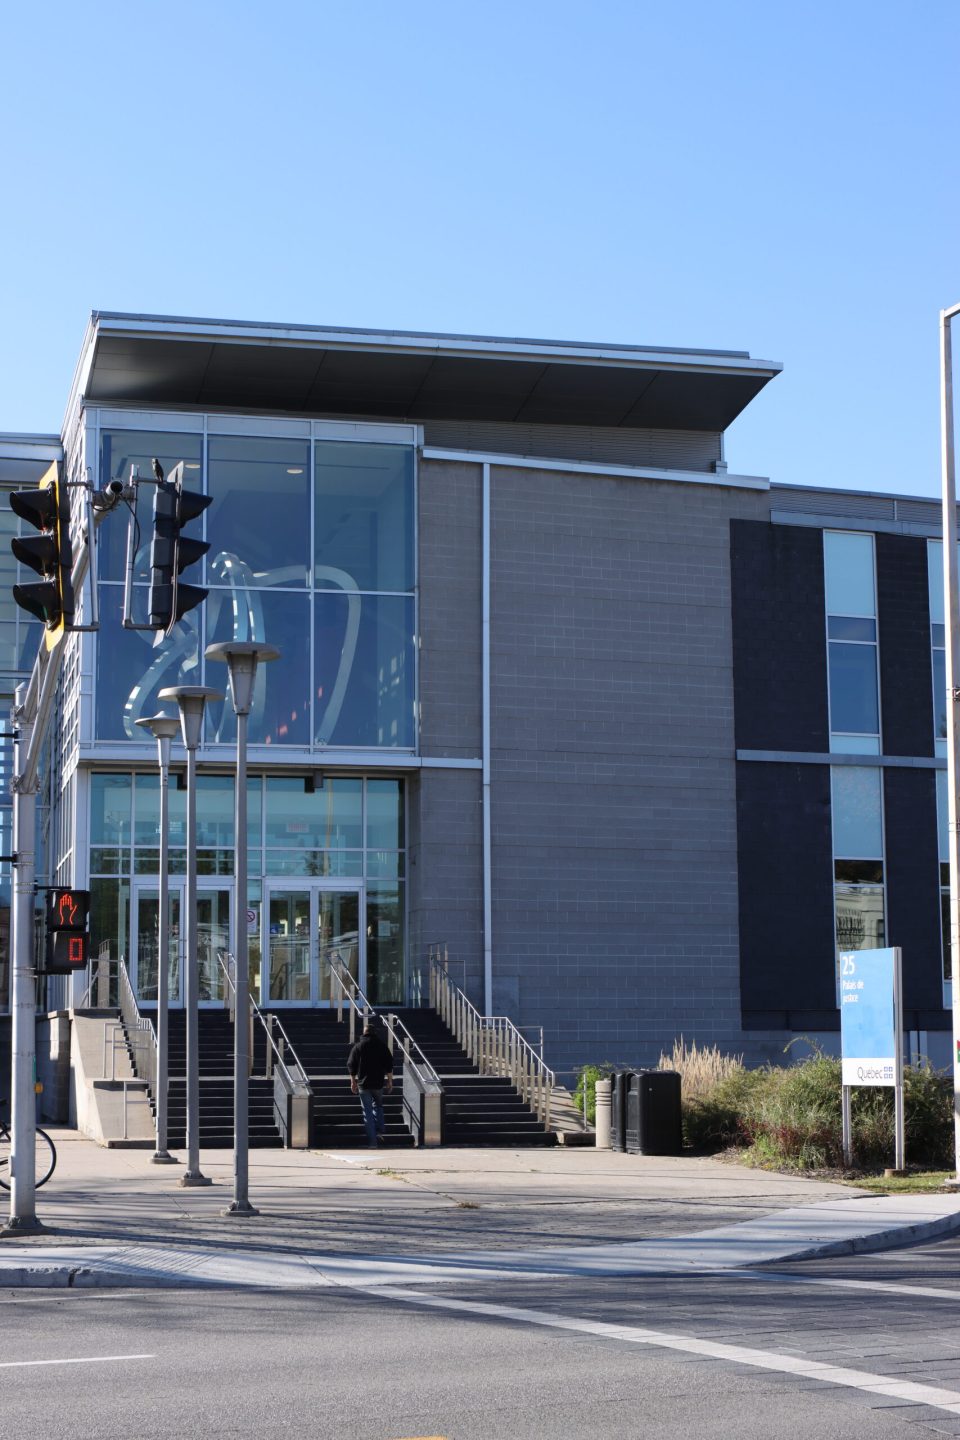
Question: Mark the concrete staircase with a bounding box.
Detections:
[162,1010,283,1150]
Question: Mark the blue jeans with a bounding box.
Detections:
[358,1087,385,1145]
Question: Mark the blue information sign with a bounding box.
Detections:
[839,947,899,1087]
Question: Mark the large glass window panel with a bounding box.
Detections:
[938,770,949,860]
[96,589,201,740]
[365,779,404,850]
[835,884,885,953]
[205,590,310,746]
[933,646,948,741]
[828,641,879,736]
[264,850,363,877]
[831,767,883,859]
[265,776,362,850]
[207,437,310,590]
[824,531,876,618]
[929,541,945,627]
[268,891,312,1002]
[133,772,186,847]
[315,442,414,593]
[98,431,203,581]
[366,882,404,1005]
[89,877,130,970]
[314,594,415,748]
[91,774,132,847]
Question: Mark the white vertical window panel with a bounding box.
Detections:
[831,766,883,858]
[824,531,876,617]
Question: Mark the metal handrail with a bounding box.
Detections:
[428,944,555,1128]
[118,958,158,1099]
[78,945,119,1009]
[328,958,442,1093]
[217,951,311,1094]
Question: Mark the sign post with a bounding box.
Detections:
[839,946,905,1171]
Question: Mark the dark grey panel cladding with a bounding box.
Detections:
[883,767,946,1025]
[489,465,768,1072]
[423,419,722,471]
[406,769,484,1002]
[730,520,829,752]
[876,533,934,758]
[418,459,482,758]
[736,761,837,1028]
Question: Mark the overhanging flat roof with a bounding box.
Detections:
[71,312,782,433]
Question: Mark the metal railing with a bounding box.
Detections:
[78,945,120,1010]
[327,958,442,1094]
[428,944,555,1128]
[118,959,158,1100]
[218,952,312,1149]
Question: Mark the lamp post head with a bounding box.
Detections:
[205,641,280,717]
[135,712,181,743]
[157,685,224,751]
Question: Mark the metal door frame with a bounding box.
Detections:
[262,878,366,1008]
[131,877,235,1009]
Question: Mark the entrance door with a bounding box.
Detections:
[132,882,232,1008]
[263,885,363,1006]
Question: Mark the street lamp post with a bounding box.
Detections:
[940,302,960,1180]
[157,684,223,1187]
[135,711,182,1165]
[205,641,280,1216]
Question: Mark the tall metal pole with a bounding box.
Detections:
[159,686,221,1188]
[206,641,279,1216]
[3,688,40,1233]
[939,302,960,1179]
[135,713,180,1165]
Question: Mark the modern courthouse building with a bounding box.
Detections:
[0,312,955,1076]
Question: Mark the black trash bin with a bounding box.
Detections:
[610,1071,630,1152]
[625,1070,682,1156]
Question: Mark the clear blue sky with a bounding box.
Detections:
[2,1,958,497]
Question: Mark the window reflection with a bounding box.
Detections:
[95,590,201,740]
[315,443,414,593]
[99,430,203,581]
[205,590,310,746]
[315,594,414,747]
[208,437,310,589]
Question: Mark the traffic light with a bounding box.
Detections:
[44,887,90,975]
[148,460,211,635]
[9,460,74,649]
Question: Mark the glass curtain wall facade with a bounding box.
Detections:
[824,531,881,754]
[95,420,417,750]
[84,412,417,1010]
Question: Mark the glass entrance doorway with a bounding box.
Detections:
[264,885,362,1006]
[132,882,232,1007]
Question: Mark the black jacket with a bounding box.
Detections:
[347,1033,394,1090]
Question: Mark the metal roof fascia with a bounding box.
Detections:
[63,314,100,434]
[0,434,64,461]
[89,312,783,380]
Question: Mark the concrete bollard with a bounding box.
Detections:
[595,1077,612,1149]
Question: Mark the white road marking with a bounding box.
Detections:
[0,1353,154,1370]
[367,1285,960,1417]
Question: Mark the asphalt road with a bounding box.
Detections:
[4,1238,960,1440]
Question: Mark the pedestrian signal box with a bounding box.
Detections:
[45,887,90,974]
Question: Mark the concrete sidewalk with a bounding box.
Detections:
[1,1128,958,1289]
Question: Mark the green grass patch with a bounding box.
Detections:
[846,1170,955,1194]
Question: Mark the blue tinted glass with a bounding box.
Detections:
[828,641,879,735]
[365,779,404,849]
[933,647,947,740]
[264,776,362,848]
[932,623,946,648]
[133,772,186,846]
[831,767,883,858]
[205,589,311,747]
[315,443,414,593]
[314,594,415,748]
[91,774,132,846]
[827,616,876,641]
[95,588,201,740]
[98,431,203,581]
[207,437,310,590]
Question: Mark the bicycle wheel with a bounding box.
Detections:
[0,1125,56,1190]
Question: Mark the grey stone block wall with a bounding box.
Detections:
[407,768,484,1004]
[488,465,768,1076]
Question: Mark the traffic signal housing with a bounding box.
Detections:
[148,461,211,635]
[44,887,90,975]
[10,460,74,649]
